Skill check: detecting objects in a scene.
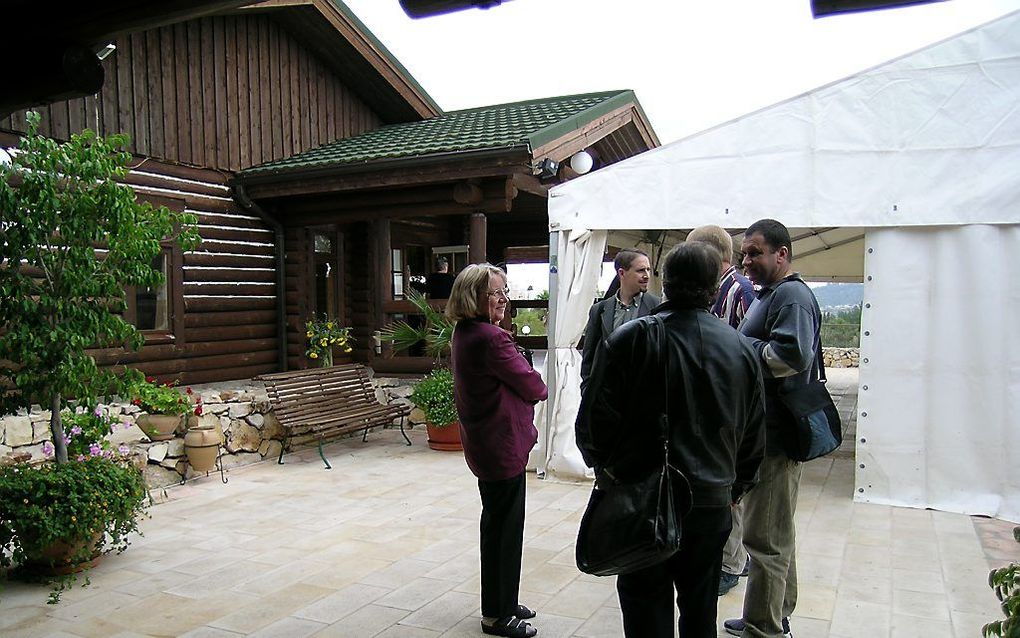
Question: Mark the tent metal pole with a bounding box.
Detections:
[542,229,560,479]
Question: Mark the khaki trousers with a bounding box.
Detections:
[721,502,746,575]
[740,453,802,638]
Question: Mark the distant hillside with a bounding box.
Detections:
[811,283,863,310]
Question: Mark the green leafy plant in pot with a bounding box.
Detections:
[409,367,461,451]
[984,526,1020,637]
[0,454,148,601]
[131,377,192,441]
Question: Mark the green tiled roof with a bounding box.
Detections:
[243,90,636,176]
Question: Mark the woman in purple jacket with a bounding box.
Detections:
[446,264,548,638]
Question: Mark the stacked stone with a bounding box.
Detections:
[1,376,428,489]
[822,347,861,368]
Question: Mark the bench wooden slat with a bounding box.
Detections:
[255,363,412,466]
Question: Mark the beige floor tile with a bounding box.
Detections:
[397,590,478,633]
[892,588,951,621]
[206,582,333,634]
[828,599,891,638]
[795,583,837,620]
[375,577,458,612]
[539,577,616,620]
[952,609,998,637]
[248,616,326,638]
[311,604,411,637]
[892,568,946,594]
[572,605,624,637]
[292,583,391,624]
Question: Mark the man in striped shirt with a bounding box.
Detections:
[687,225,755,329]
[686,225,757,598]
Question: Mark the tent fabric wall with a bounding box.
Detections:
[540,10,1020,523]
[858,225,1020,522]
[531,228,606,478]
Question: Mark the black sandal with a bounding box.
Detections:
[481,616,537,637]
[514,604,537,620]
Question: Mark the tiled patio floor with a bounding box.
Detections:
[2,369,1016,637]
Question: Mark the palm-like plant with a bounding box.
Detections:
[379,289,454,360]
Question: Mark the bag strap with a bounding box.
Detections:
[650,315,671,458]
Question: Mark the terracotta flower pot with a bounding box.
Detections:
[184,425,220,472]
[426,421,462,451]
[23,532,103,576]
[136,414,182,441]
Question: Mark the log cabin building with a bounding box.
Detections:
[1,0,658,383]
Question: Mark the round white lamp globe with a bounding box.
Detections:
[569,150,593,175]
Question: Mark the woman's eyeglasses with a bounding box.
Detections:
[486,287,510,299]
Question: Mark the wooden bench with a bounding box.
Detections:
[256,363,412,469]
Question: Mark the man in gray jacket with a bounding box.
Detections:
[579,248,660,389]
[725,219,822,638]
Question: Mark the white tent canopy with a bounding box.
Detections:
[538,10,1020,523]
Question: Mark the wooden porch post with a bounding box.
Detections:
[469,212,487,264]
[371,218,391,363]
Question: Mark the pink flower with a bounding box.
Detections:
[88,443,102,456]
[70,425,82,436]
[76,454,85,462]
[118,444,130,455]
[41,441,54,456]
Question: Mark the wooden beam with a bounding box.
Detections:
[504,245,550,263]
[280,198,511,227]
[469,213,486,265]
[242,151,530,200]
[511,174,549,198]
[531,107,636,166]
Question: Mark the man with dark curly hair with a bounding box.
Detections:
[576,241,766,638]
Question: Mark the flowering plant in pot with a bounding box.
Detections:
[182,389,222,474]
[305,317,354,367]
[0,450,147,601]
[131,377,191,441]
[409,368,461,451]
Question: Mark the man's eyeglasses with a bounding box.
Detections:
[486,287,510,299]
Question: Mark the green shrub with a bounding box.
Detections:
[984,526,1020,637]
[0,457,148,575]
[409,368,458,428]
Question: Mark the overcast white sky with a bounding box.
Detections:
[342,0,1020,294]
[344,0,1020,142]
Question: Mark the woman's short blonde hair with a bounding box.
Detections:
[445,263,506,324]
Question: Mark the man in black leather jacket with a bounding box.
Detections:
[576,241,766,638]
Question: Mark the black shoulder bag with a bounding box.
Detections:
[777,286,842,462]
[575,315,692,576]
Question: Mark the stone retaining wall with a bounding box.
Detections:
[823,347,860,368]
[0,375,423,489]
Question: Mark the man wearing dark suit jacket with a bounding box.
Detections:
[579,248,660,388]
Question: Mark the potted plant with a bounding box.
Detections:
[379,289,453,360]
[0,429,147,598]
[305,317,354,367]
[409,368,461,451]
[131,378,192,441]
[984,526,1020,637]
[182,389,221,473]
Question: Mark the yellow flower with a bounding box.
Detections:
[344,347,352,353]
[309,352,318,359]
[319,339,327,347]
[327,322,334,329]
[306,331,313,338]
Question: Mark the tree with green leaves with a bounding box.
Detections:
[0,112,200,463]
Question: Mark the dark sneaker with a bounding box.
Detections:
[740,555,751,577]
[718,572,740,596]
[723,617,793,637]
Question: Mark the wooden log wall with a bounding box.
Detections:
[0,12,382,172]
[83,158,280,385]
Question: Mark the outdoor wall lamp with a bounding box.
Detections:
[373,330,382,355]
[570,150,594,175]
[536,158,559,181]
